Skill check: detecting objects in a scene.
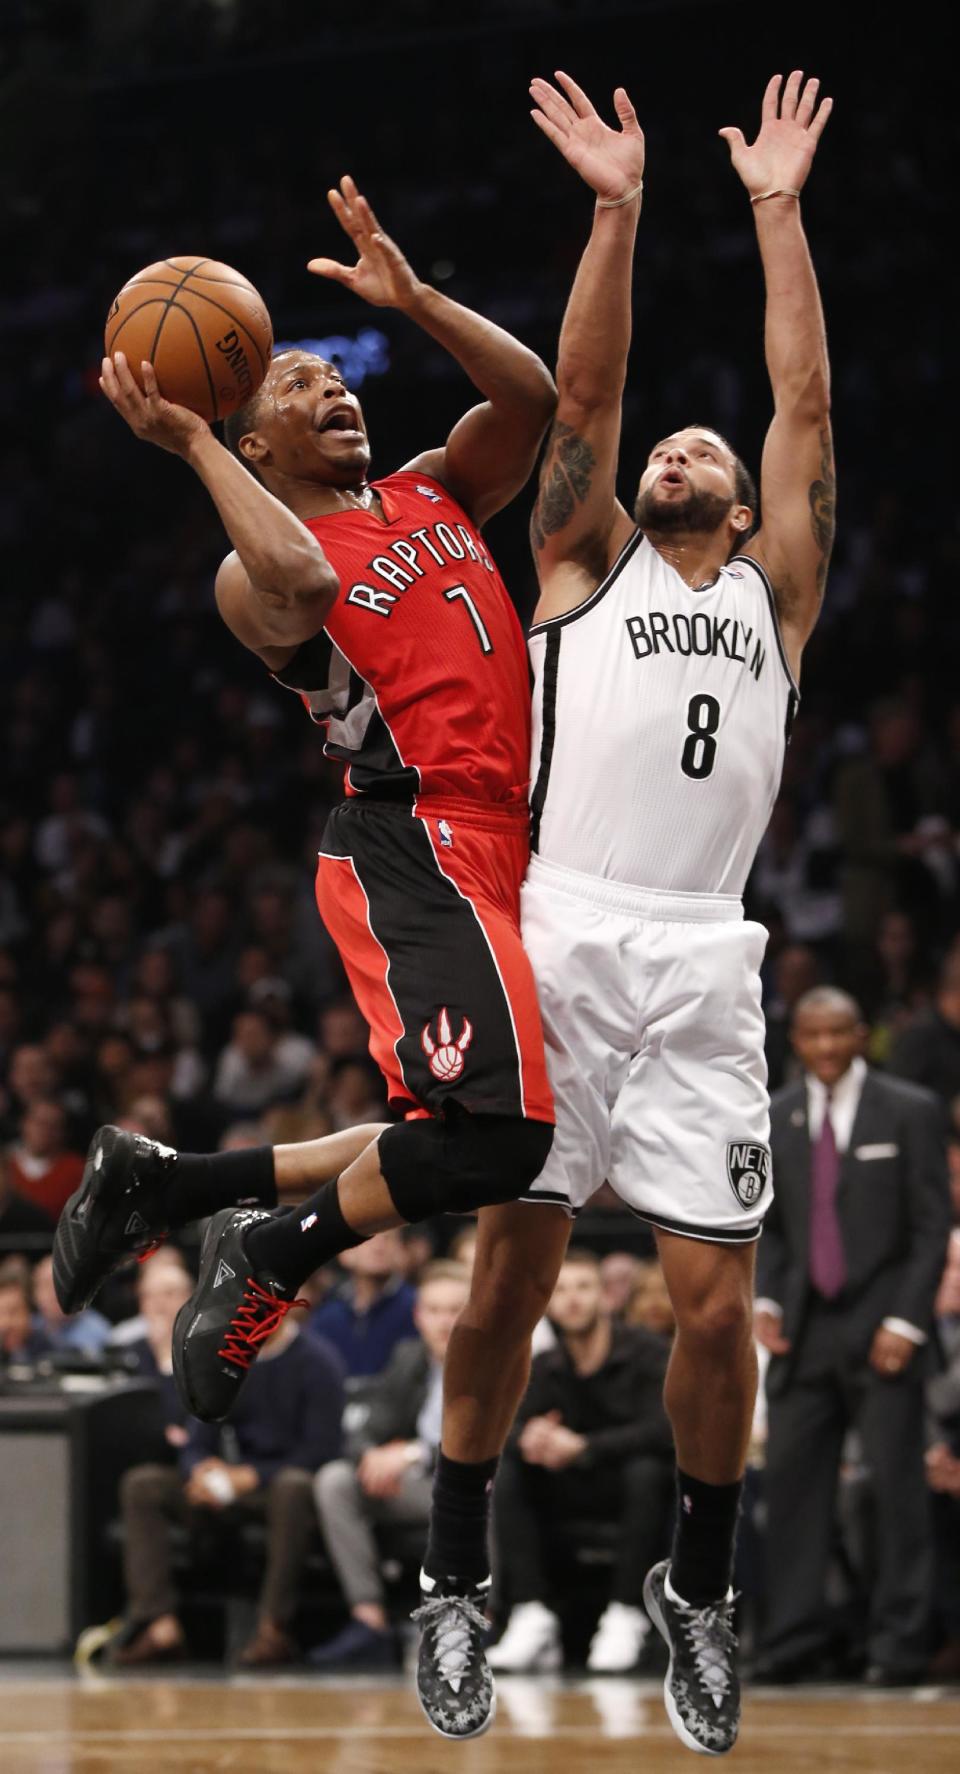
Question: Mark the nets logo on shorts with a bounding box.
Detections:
[422,1007,474,1082]
[726,1142,771,1211]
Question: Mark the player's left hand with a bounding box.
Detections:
[719,71,832,199]
[308,176,424,311]
[868,1325,917,1378]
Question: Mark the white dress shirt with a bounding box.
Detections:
[756,1056,926,1344]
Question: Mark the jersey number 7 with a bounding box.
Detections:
[444,585,494,656]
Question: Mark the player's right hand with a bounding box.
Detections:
[100,352,210,456]
[529,72,644,205]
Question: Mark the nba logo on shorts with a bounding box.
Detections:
[438,819,453,848]
[726,1142,771,1210]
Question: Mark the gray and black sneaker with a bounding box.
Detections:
[412,1571,496,1740]
[53,1125,176,1314]
[643,1559,740,1756]
[171,1207,306,1423]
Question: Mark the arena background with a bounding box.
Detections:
[1,2,958,1766]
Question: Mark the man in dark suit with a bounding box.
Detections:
[754,986,950,1684]
[310,1261,470,1668]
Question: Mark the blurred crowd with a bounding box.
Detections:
[0,0,956,1689]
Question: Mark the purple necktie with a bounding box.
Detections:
[809,1097,846,1299]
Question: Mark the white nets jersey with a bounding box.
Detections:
[528,532,799,895]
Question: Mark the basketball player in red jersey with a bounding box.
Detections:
[54,178,570,1737]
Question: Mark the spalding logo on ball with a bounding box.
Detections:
[105,257,274,423]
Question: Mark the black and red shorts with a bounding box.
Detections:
[315,798,554,1124]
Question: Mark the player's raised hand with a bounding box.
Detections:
[529,73,644,204]
[719,72,832,199]
[100,353,209,455]
[308,176,424,310]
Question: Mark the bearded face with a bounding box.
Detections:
[634,480,737,535]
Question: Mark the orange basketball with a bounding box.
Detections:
[104,257,274,423]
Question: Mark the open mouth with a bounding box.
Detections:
[317,407,361,435]
[659,470,686,488]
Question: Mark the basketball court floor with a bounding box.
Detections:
[1,1668,958,1773]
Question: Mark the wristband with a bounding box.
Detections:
[596,180,644,209]
[750,187,801,205]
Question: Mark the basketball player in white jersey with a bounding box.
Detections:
[522,71,834,1752]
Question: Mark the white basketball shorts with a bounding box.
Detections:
[520,855,773,1242]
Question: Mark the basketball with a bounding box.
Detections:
[104,257,274,423]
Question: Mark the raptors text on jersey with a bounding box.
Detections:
[272,472,531,808]
[528,533,799,895]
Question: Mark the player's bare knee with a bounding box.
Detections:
[675,1286,753,1353]
[378,1110,552,1220]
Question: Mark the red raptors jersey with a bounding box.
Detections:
[273,472,531,808]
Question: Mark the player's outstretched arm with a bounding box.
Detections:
[527,73,643,619]
[308,175,556,527]
[100,353,338,659]
[722,72,835,676]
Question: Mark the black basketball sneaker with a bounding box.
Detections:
[52,1126,176,1314]
[643,1559,740,1756]
[412,1571,496,1740]
[172,1207,307,1423]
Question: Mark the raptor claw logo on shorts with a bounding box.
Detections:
[726,1141,771,1211]
[422,1007,474,1082]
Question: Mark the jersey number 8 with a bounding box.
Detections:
[681,694,721,781]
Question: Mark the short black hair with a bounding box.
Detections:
[223,389,266,468]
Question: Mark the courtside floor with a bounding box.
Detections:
[0,1667,958,1772]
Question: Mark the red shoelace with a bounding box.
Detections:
[136,1240,165,1264]
[218,1278,308,1370]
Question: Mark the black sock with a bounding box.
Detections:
[165,1148,277,1229]
[423,1453,499,1588]
[670,1469,742,1606]
[244,1177,365,1290]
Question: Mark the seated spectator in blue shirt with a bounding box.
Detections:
[113,1311,344,1669]
[0,1262,54,1364]
[310,1260,470,1667]
[310,1229,416,1377]
[32,1252,111,1357]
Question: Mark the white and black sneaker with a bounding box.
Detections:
[643,1559,740,1756]
[53,1126,176,1314]
[171,1208,306,1423]
[412,1570,496,1740]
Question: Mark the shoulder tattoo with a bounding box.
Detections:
[808,424,836,597]
[530,419,596,552]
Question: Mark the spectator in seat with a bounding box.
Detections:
[599,1251,642,1322]
[0,1150,56,1252]
[925,1230,960,1680]
[755,986,950,1684]
[0,1263,53,1363]
[489,1249,673,1674]
[32,1252,110,1356]
[889,952,960,1110]
[309,1229,417,1378]
[310,1260,470,1668]
[114,1305,344,1668]
[5,1099,84,1221]
[213,1006,311,1115]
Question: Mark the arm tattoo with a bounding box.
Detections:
[808,424,836,597]
[530,419,596,552]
